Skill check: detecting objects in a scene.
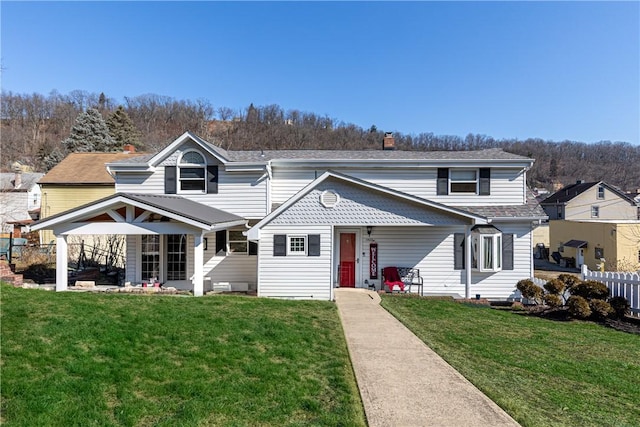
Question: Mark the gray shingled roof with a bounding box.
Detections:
[227,147,531,162]
[31,192,245,229]
[461,189,547,219]
[0,173,44,191]
[110,146,532,164]
[122,193,244,226]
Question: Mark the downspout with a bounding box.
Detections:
[266,162,272,214]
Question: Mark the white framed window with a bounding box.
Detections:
[471,229,502,272]
[288,235,307,255]
[179,150,206,193]
[597,185,605,199]
[141,235,160,281]
[228,230,248,254]
[591,206,600,218]
[450,169,478,193]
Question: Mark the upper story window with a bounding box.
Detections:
[450,170,477,193]
[165,150,218,195]
[437,168,490,196]
[179,151,206,192]
[597,185,605,199]
[591,205,600,218]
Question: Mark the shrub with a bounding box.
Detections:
[557,274,581,291]
[608,296,631,319]
[516,279,543,304]
[567,296,592,319]
[543,294,563,308]
[570,280,609,301]
[544,279,565,295]
[589,299,614,320]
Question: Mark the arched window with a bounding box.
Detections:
[179,150,206,192]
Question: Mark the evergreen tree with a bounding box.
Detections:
[62,108,117,152]
[106,106,141,148]
[39,147,66,172]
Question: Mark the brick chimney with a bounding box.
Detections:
[383,132,395,150]
[123,144,136,153]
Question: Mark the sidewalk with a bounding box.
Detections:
[335,288,520,427]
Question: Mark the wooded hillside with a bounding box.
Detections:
[2,90,639,191]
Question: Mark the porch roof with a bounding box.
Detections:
[29,192,246,233]
[564,240,588,248]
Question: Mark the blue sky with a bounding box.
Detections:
[2,1,639,144]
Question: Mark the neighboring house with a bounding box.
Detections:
[37,151,146,245]
[30,131,547,300]
[0,165,44,237]
[540,181,640,271]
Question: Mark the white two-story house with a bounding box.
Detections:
[31,131,546,300]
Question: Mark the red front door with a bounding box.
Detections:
[339,233,356,287]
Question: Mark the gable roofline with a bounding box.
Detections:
[541,181,637,206]
[29,192,246,232]
[246,171,488,240]
[147,131,230,165]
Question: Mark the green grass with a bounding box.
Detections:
[1,284,365,426]
[380,295,640,427]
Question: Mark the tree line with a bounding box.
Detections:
[1,90,639,192]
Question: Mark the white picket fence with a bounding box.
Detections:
[581,265,640,317]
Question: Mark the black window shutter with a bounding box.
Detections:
[454,233,465,270]
[249,241,258,256]
[165,166,177,194]
[502,233,514,270]
[215,230,227,254]
[437,168,449,195]
[274,234,286,256]
[479,168,491,195]
[207,165,218,194]
[308,234,320,256]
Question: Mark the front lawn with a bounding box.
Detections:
[1,284,365,426]
[381,295,640,427]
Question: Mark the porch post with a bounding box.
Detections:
[465,225,472,299]
[193,233,204,297]
[55,234,68,292]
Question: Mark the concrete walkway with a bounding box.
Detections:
[335,288,520,427]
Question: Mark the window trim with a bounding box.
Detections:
[591,205,600,218]
[178,150,206,194]
[287,235,307,256]
[450,169,479,194]
[227,229,248,255]
[471,229,503,272]
[597,185,605,200]
[216,229,257,256]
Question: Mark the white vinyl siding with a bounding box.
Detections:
[270,167,525,207]
[203,231,257,290]
[359,223,532,300]
[116,168,268,219]
[258,225,332,300]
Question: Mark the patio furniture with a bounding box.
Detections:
[382,266,423,295]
